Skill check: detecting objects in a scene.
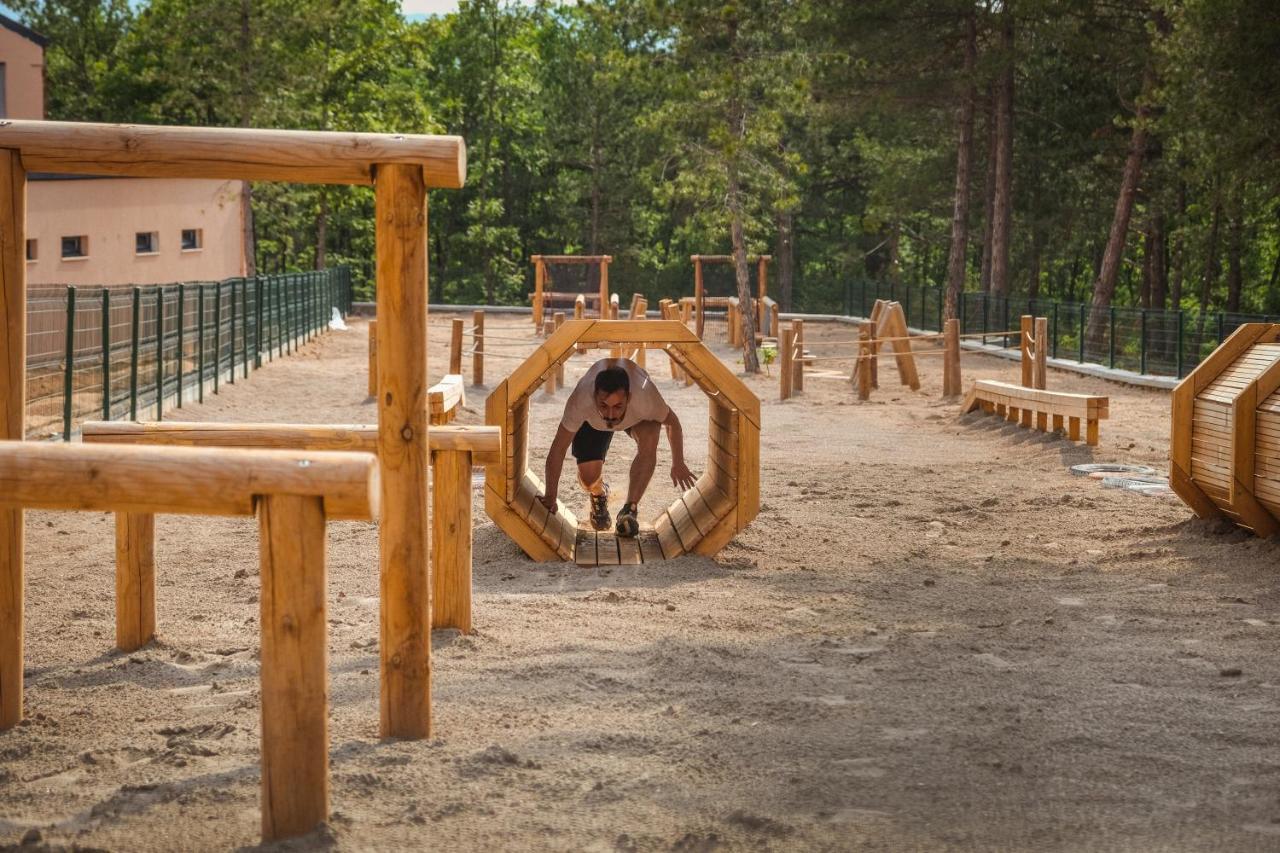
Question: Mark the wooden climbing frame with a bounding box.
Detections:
[531,254,611,328]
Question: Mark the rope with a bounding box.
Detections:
[473,332,534,342]
[465,349,525,360]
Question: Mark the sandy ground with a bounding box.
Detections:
[3,311,1280,853]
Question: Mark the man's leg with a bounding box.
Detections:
[626,421,661,505]
[577,460,605,497]
[571,424,614,531]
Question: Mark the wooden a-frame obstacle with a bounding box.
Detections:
[688,254,777,340]
[484,319,760,565]
[0,119,469,842]
[531,254,611,328]
[1169,322,1280,537]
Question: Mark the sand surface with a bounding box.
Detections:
[3,312,1280,852]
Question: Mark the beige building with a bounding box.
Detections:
[1,13,247,287]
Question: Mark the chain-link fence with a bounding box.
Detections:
[27,267,354,441]
[844,279,1280,381]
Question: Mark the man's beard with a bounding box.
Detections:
[602,417,621,427]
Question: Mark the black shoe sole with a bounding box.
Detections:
[591,515,612,531]
[615,515,639,538]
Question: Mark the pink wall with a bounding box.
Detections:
[27,177,247,286]
[0,24,44,120]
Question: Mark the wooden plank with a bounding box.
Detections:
[736,416,760,531]
[428,374,465,416]
[577,319,698,344]
[258,494,329,841]
[654,511,684,559]
[668,495,700,551]
[669,342,762,429]
[595,533,621,566]
[709,399,739,436]
[485,380,509,499]
[115,512,156,652]
[1230,383,1278,536]
[526,491,551,535]
[486,485,558,562]
[637,530,663,563]
[574,529,597,567]
[617,535,642,565]
[0,119,467,188]
[692,510,740,557]
[683,489,718,536]
[698,475,735,519]
[0,148,21,730]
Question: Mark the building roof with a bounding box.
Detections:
[0,12,49,48]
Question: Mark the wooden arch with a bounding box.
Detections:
[484,319,760,562]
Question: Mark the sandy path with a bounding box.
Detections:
[2,312,1279,852]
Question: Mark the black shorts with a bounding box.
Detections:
[571,422,628,463]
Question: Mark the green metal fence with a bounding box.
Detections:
[842,279,1280,381]
[27,267,353,441]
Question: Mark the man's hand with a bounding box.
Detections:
[536,494,558,513]
[670,461,696,491]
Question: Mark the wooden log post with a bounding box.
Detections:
[780,327,795,401]
[727,299,739,348]
[115,513,156,652]
[533,258,545,330]
[574,294,585,320]
[367,320,378,398]
[375,163,431,739]
[431,449,472,633]
[471,309,484,387]
[633,301,647,369]
[1020,314,1034,388]
[609,293,620,321]
[857,321,873,401]
[543,319,557,395]
[599,259,610,320]
[0,148,24,730]
[943,318,961,397]
[554,313,566,386]
[792,319,804,394]
[259,492,329,842]
[1034,316,1048,390]
[449,318,463,375]
[694,257,705,338]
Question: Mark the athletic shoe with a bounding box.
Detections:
[589,485,612,531]
[615,502,639,538]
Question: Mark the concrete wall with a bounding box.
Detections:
[0,24,44,120]
[27,177,247,286]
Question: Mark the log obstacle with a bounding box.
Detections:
[0,441,378,841]
[960,380,1108,445]
[484,319,760,564]
[531,254,611,328]
[1169,323,1280,537]
[82,420,499,637]
[0,120,467,760]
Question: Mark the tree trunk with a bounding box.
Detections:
[315,190,328,270]
[1170,182,1186,308]
[979,85,997,293]
[989,10,1014,298]
[1084,64,1155,350]
[728,161,760,373]
[944,13,977,321]
[1226,192,1244,313]
[775,208,794,312]
[1149,208,1167,309]
[1196,200,1223,344]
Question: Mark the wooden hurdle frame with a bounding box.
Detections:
[0,441,378,841]
[531,254,611,328]
[690,254,773,340]
[0,121,466,764]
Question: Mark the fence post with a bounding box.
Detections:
[130,286,141,419]
[229,279,238,385]
[241,277,250,379]
[1139,308,1147,375]
[472,310,485,386]
[450,318,463,374]
[213,282,222,392]
[176,284,185,408]
[1108,306,1116,369]
[197,285,205,403]
[254,275,263,369]
[1078,303,1085,364]
[101,289,111,421]
[154,287,164,420]
[62,286,76,441]
[780,327,794,401]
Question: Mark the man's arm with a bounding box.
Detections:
[663,409,697,490]
[539,424,575,511]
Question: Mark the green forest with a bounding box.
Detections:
[13,0,1280,320]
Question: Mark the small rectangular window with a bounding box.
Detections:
[180,228,203,251]
[61,235,88,259]
[25,239,36,261]
[135,231,158,254]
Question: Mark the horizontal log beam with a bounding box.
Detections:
[530,255,612,264]
[82,421,502,465]
[0,120,466,188]
[689,255,772,263]
[0,441,377,520]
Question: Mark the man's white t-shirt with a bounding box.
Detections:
[561,358,670,432]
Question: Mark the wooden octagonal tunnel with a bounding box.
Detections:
[484,319,760,563]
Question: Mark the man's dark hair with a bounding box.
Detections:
[594,366,630,396]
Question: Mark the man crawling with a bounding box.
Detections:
[537,358,697,537]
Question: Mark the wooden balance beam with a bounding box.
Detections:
[960,379,1108,445]
[0,441,377,841]
[82,421,499,637]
